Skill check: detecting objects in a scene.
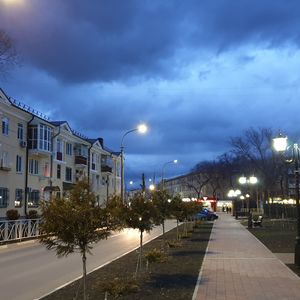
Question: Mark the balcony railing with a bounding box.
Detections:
[75,155,87,165]
[101,165,112,173]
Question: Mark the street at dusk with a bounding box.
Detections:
[1,1,300,300]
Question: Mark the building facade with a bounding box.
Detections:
[0,88,121,219]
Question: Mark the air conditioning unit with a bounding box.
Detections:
[19,140,27,148]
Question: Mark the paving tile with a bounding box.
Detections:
[193,213,300,300]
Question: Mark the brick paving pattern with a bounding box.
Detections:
[193,213,300,300]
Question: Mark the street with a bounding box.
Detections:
[0,220,177,300]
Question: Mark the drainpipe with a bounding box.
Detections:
[50,126,61,199]
[24,114,34,217]
[87,143,93,186]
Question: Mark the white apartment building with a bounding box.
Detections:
[0,88,121,219]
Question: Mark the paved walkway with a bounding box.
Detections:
[193,213,300,300]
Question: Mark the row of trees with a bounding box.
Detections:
[188,127,293,204]
[39,180,202,300]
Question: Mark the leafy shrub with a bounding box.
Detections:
[99,277,139,298]
[27,210,39,219]
[180,232,192,239]
[167,239,182,248]
[6,209,20,220]
[145,248,166,263]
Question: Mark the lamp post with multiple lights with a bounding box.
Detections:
[273,133,300,266]
[120,124,148,202]
[238,176,258,228]
[161,159,178,190]
[227,189,241,219]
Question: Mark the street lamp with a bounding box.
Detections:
[227,189,241,219]
[273,133,300,267]
[149,184,155,191]
[239,175,258,228]
[120,123,148,202]
[161,159,178,190]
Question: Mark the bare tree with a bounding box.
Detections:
[183,169,210,199]
[229,127,282,201]
[0,30,18,76]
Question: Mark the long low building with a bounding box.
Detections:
[0,88,121,219]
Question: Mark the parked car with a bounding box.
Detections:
[196,208,218,221]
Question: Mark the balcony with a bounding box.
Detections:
[101,165,112,173]
[75,155,87,166]
[0,165,11,171]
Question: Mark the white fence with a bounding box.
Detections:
[0,219,41,243]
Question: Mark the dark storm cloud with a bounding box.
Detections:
[1,0,300,84]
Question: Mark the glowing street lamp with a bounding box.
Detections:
[149,184,155,191]
[227,189,241,218]
[273,133,300,266]
[239,175,258,228]
[120,123,148,202]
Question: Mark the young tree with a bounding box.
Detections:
[169,194,184,240]
[151,189,171,249]
[181,201,202,235]
[39,180,118,300]
[124,192,156,276]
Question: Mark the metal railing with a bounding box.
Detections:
[0,219,41,243]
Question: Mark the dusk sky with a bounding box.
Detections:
[1,0,300,187]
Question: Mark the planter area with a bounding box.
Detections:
[42,221,213,300]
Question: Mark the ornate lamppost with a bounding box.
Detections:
[238,176,258,228]
[273,134,300,267]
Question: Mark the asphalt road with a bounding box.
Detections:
[0,220,177,300]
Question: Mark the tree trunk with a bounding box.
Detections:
[140,230,143,269]
[135,230,143,277]
[82,251,87,300]
[162,220,165,251]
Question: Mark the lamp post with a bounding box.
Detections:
[228,189,241,219]
[273,134,300,267]
[239,175,258,228]
[120,123,148,202]
[161,159,178,190]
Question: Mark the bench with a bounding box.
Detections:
[252,215,263,227]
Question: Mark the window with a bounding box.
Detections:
[65,167,72,182]
[17,123,24,140]
[0,188,9,207]
[56,139,63,160]
[57,164,61,179]
[91,152,96,170]
[28,124,52,151]
[44,162,50,177]
[39,124,52,151]
[29,159,39,175]
[66,142,73,155]
[15,189,23,207]
[2,117,9,135]
[16,155,22,173]
[28,125,38,149]
[57,138,62,152]
[28,190,39,207]
[1,151,9,167]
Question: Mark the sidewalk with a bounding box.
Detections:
[193,213,300,300]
